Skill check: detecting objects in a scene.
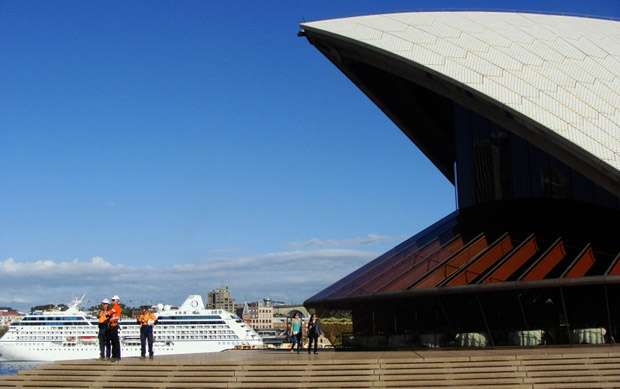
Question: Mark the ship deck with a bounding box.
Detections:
[1,345,620,388]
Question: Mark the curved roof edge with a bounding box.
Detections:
[301,11,620,195]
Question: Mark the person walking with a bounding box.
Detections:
[137,306,157,359]
[97,298,111,359]
[108,295,123,361]
[307,313,322,355]
[289,313,302,353]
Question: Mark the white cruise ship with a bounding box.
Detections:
[0,295,262,361]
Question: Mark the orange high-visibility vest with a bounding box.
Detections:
[109,304,122,328]
[98,309,108,324]
[138,312,156,326]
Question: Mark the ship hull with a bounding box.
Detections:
[0,339,260,361]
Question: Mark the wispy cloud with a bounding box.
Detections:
[0,256,118,276]
[0,233,404,309]
[289,234,394,249]
[0,247,377,310]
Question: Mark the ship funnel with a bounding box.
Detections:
[179,295,205,311]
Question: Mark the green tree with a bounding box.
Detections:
[30,304,69,313]
[87,303,139,318]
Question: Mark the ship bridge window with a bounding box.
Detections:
[157,320,225,325]
[157,315,222,320]
[13,321,88,326]
[22,316,85,321]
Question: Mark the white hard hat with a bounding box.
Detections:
[101,298,110,304]
[112,295,120,301]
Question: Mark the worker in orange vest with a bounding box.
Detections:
[97,298,111,359]
[137,306,157,359]
[108,295,123,361]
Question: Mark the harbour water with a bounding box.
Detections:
[0,360,41,376]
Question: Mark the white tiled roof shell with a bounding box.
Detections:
[303,12,620,173]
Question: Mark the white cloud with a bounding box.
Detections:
[0,248,378,310]
[0,256,118,276]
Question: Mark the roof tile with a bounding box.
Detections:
[302,12,620,172]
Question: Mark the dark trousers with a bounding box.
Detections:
[295,333,302,352]
[98,325,111,358]
[308,334,319,353]
[109,327,121,359]
[289,333,302,352]
[140,326,154,357]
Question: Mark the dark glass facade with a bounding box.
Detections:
[454,106,619,210]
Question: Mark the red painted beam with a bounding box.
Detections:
[563,244,595,278]
[346,239,443,296]
[329,215,459,299]
[370,240,443,293]
[607,252,620,276]
[413,234,488,289]
[380,236,465,292]
[444,233,514,287]
[521,238,567,281]
[330,242,426,297]
[481,234,538,284]
[324,238,423,299]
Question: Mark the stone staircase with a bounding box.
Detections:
[1,348,620,388]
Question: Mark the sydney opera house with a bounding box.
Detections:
[300,12,620,348]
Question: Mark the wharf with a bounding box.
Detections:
[1,345,620,388]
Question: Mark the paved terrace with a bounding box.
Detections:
[1,345,620,388]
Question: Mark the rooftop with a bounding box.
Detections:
[301,11,620,194]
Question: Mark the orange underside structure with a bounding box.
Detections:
[305,202,620,347]
[322,217,619,299]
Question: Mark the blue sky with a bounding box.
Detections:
[1,0,618,309]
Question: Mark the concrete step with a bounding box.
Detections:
[1,349,620,388]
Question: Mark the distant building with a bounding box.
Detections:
[272,304,309,319]
[271,316,288,331]
[0,307,22,327]
[206,286,235,313]
[234,303,245,318]
[242,299,274,330]
[271,305,311,332]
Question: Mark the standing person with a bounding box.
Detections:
[137,306,157,359]
[307,313,322,355]
[108,295,123,361]
[289,313,302,353]
[97,298,111,359]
